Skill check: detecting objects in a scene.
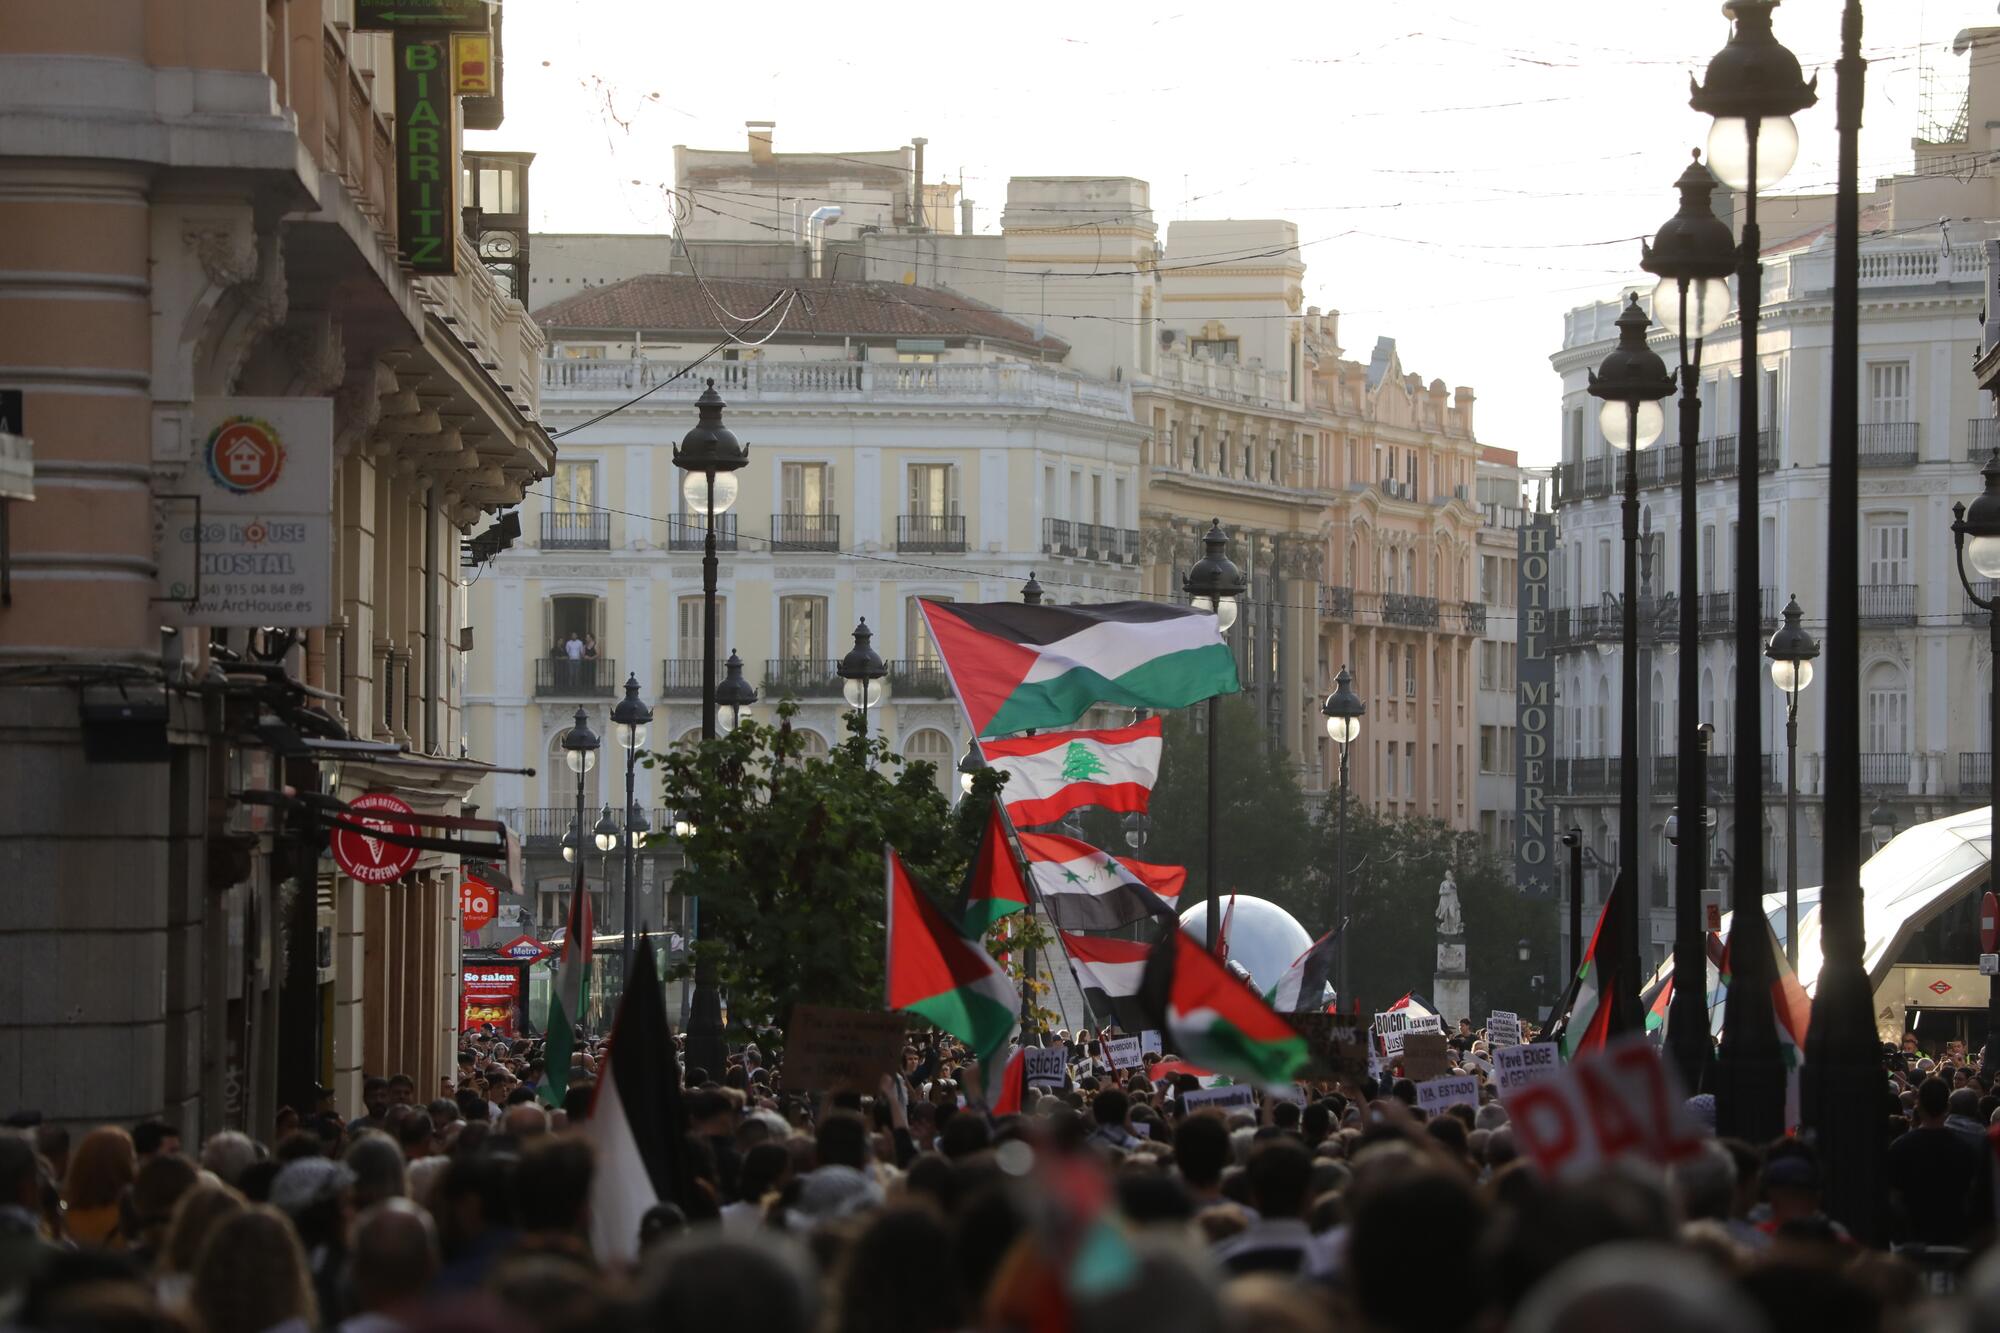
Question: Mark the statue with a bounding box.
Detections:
[1435,869,1462,937]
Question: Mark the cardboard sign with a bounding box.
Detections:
[1401,1032,1453,1082]
[1141,1030,1164,1058]
[1024,1046,1068,1088]
[782,1006,909,1092]
[1487,1011,1523,1048]
[1294,1013,1372,1081]
[1497,1042,1561,1093]
[1103,1036,1143,1070]
[1503,1036,1701,1181]
[1179,1084,1256,1115]
[1417,1075,1480,1113]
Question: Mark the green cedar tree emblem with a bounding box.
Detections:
[1060,742,1109,784]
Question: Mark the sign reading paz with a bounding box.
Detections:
[782,1006,909,1092]
[1504,1037,1702,1181]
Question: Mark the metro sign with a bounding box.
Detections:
[1930,979,1954,996]
[497,934,549,963]
[330,792,421,884]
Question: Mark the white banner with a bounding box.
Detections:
[1024,1046,1068,1087]
[1179,1084,1256,1115]
[1487,1011,1523,1048]
[1496,1041,1561,1093]
[1416,1075,1480,1113]
[1103,1035,1143,1070]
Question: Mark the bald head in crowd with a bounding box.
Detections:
[349,1198,439,1314]
[504,1103,550,1140]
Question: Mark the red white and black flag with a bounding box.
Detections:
[585,939,694,1263]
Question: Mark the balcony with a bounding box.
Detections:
[666,514,738,552]
[1319,585,1355,619]
[896,513,967,554]
[1042,517,1077,557]
[1552,431,1778,507]
[535,658,619,698]
[1558,756,1623,795]
[1967,418,2000,462]
[502,808,581,847]
[542,511,609,550]
[771,513,840,552]
[1857,422,1919,469]
[1860,752,1911,790]
[1039,518,1139,564]
[763,657,843,698]
[660,659,720,699]
[1383,593,1440,629]
[1460,601,1488,634]
[887,659,950,697]
[1961,751,1991,793]
[1858,584,1918,626]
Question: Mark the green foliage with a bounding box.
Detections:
[644,703,980,1036]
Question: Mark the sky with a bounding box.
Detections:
[472,0,2000,464]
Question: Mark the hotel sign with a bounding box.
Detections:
[1514,514,1556,896]
[356,0,490,31]
[394,38,458,274]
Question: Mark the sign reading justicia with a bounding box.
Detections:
[1514,514,1556,895]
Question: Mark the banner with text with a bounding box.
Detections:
[1515,514,1556,896]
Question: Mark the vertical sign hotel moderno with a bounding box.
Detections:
[1514,513,1556,895]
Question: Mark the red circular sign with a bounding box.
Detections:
[331,792,421,884]
[461,875,497,930]
[204,417,286,495]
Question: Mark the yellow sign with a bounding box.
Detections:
[450,32,493,96]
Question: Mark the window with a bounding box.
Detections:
[553,461,596,514]
[1043,466,1057,519]
[903,728,955,795]
[1480,726,1497,773]
[1090,473,1104,524]
[1701,527,1716,592]
[795,729,830,757]
[779,595,826,661]
[908,463,957,516]
[1866,664,1908,755]
[1479,642,1497,691]
[1404,742,1416,797]
[907,595,948,665]
[1868,362,1910,423]
[676,594,725,659]
[1866,516,1909,585]
[1190,337,1239,362]
[1594,678,1610,754]
[1386,744,1399,797]
[781,462,829,515]
[1405,645,1417,697]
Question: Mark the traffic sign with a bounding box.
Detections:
[1981,891,1997,954]
[460,874,497,930]
[330,792,420,884]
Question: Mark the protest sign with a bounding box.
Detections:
[1401,1032,1453,1081]
[1024,1046,1068,1088]
[1265,1084,1307,1105]
[1406,1013,1443,1035]
[1496,1041,1561,1093]
[1374,1010,1409,1057]
[782,1006,909,1091]
[1294,1013,1371,1081]
[1141,1030,1163,1058]
[1179,1084,1256,1115]
[1103,1036,1143,1070]
[1416,1074,1480,1113]
[1503,1036,1702,1181]
[1487,1010,1523,1048]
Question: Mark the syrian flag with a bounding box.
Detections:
[537,868,593,1107]
[1554,874,1621,1062]
[1139,927,1311,1090]
[1267,924,1341,1013]
[958,800,1031,936]
[1059,931,1154,1032]
[980,719,1163,828]
[585,939,694,1264]
[886,846,1019,1066]
[917,599,1238,738]
[1016,831,1182,930]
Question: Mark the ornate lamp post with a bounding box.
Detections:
[610,674,653,980]
[1561,825,1584,976]
[957,734,986,801]
[715,649,758,735]
[558,707,598,1020]
[1587,293,1675,1039]
[1184,519,1246,958]
[838,619,890,738]
[1693,0,1814,1146]
[1765,596,1818,968]
[1322,665,1365,1004]
[1953,454,2000,1070]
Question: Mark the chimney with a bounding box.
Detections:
[960,196,975,235]
[746,120,775,166]
[911,136,928,230]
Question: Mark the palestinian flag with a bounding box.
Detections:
[1644,974,1673,1035]
[988,1045,1027,1116]
[1059,931,1154,1032]
[1017,831,1182,930]
[1267,925,1341,1013]
[980,719,1163,828]
[886,846,1019,1066]
[958,800,1030,936]
[584,939,693,1264]
[1768,916,1812,1130]
[1555,874,1620,1062]
[917,599,1238,738]
[537,865,593,1107]
[1138,927,1311,1090]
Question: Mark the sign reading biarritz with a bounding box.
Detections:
[1514,513,1556,895]
[394,38,458,274]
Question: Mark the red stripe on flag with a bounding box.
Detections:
[917,599,1039,737]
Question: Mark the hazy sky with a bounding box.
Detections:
[474,0,2000,463]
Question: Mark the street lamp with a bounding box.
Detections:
[838,618,890,737]
[1123,812,1151,851]
[1518,938,1532,965]
[1953,453,2000,1072]
[1587,292,1675,1041]
[626,802,650,849]
[558,706,598,1023]
[673,379,746,1080]
[560,818,579,865]
[1766,596,1819,968]
[714,649,757,735]
[957,734,986,798]
[1561,825,1584,976]
[593,804,620,854]
[1322,664,1365,1004]
[1641,147,1738,1096]
[1186,520,1246,959]
[1694,0,1814,1147]
[611,674,653,980]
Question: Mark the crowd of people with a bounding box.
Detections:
[4,1015,2000,1333]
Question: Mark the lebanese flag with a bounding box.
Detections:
[584,939,694,1264]
[917,599,1238,738]
[1016,831,1182,930]
[958,800,1030,936]
[980,718,1163,828]
[886,846,1019,1066]
[1139,927,1311,1090]
[1059,931,1153,1032]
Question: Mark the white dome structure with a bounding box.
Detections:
[1177,896,1314,996]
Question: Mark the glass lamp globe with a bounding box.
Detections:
[842,676,891,710]
[1193,594,1240,631]
[1769,658,1815,693]
[1651,275,1732,338]
[1968,534,2000,581]
[681,469,740,517]
[1705,115,1800,192]
[594,829,619,854]
[673,816,696,839]
[1325,715,1361,744]
[716,705,751,736]
[565,747,596,775]
[959,769,976,795]
[615,720,648,750]
[1599,398,1665,451]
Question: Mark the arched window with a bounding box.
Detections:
[903,727,954,796]
[1593,677,1610,756]
[1652,669,1666,748]
[1702,666,1717,733]
[794,729,830,757]
[545,725,601,812]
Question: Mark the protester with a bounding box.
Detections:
[192,1205,319,1333]
[61,1127,136,1249]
